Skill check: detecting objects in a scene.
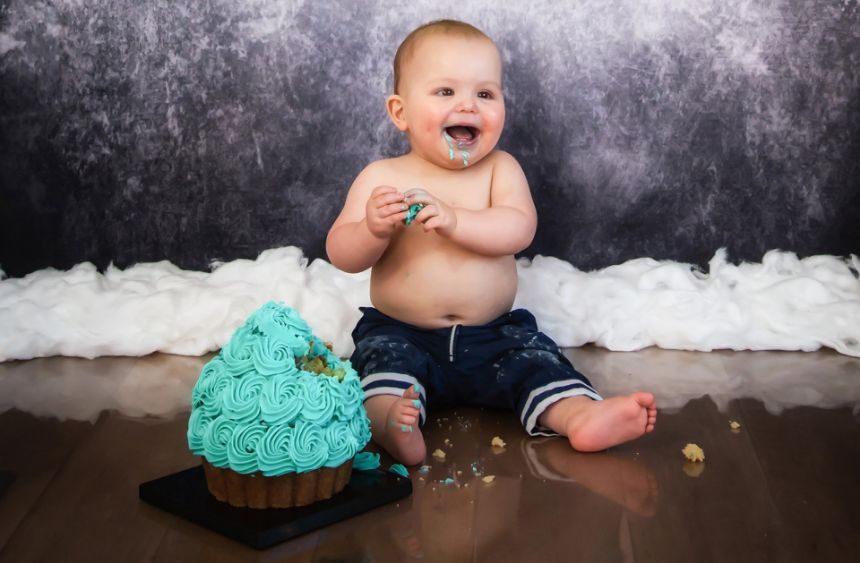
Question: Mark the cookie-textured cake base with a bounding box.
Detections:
[202,458,353,509]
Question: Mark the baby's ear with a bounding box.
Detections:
[385,94,408,132]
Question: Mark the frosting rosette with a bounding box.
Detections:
[252,335,299,377]
[349,409,373,447]
[221,371,266,422]
[298,373,337,425]
[187,408,211,455]
[288,419,329,473]
[202,416,236,468]
[187,302,372,477]
[221,325,256,374]
[259,373,304,426]
[335,374,364,420]
[226,422,268,474]
[324,420,359,468]
[257,425,297,476]
[192,358,231,418]
[353,452,381,471]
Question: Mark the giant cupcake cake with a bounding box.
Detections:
[187,301,372,508]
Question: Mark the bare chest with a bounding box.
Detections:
[392,160,494,210]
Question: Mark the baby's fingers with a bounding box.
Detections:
[414,205,438,229]
[403,188,435,204]
[370,185,400,197]
[373,191,406,209]
[380,201,408,218]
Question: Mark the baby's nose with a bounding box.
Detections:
[456,96,477,112]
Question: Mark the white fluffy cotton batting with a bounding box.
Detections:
[0,246,857,361]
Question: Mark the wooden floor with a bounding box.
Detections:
[0,347,859,562]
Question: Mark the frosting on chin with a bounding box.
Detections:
[187,301,372,475]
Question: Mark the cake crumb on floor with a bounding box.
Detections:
[682,443,705,462]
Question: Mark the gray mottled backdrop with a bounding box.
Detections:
[1,0,858,277]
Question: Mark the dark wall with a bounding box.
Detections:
[1,0,858,277]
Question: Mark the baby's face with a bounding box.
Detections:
[396,34,505,169]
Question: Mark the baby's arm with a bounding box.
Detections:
[406,151,537,256]
[326,162,408,273]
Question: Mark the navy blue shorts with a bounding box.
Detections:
[349,307,602,436]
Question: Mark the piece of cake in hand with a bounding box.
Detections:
[186,301,372,508]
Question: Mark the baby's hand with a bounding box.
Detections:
[403,188,457,237]
[365,186,408,239]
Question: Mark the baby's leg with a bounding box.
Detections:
[364,385,426,465]
[539,393,657,452]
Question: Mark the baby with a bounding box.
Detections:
[326,20,657,465]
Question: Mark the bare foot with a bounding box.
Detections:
[364,385,427,465]
[541,393,657,452]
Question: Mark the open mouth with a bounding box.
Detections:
[444,125,479,145]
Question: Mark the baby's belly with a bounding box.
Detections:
[370,252,519,329]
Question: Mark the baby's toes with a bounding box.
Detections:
[403,384,421,401]
[398,398,420,421]
[398,411,418,427]
[390,410,415,432]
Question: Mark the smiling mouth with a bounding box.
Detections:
[444,125,479,145]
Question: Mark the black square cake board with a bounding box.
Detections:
[0,470,15,502]
[139,465,412,550]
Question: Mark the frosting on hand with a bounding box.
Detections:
[404,203,425,226]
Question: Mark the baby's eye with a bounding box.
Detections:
[436,88,454,96]
[478,90,494,99]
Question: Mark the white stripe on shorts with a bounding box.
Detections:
[361,372,427,424]
[521,380,603,436]
[362,372,420,389]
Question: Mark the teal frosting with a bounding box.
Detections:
[252,335,298,376]
[353,452,381,471]
[192,359,231,418]
[251,302,311,357]
[404,203,425,226]
[348,410,373,447]
[201,416,236,468]
[221,325,256,374]
[188,301,372,475]
[310,337,330,358]
[259,374,303,426]
[296,375,336,424]
[257,425,297,475]
[227,422,268,473]
[289,419,329,471]
[335,373,363,420]
[389,464,409,478]
[324,421,359,468]
[221,372,266,422]
[186,408,208,453]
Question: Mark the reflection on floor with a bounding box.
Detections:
[0,347,858,562]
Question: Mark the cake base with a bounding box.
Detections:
[202,458,353,508]
[139,465,412,549]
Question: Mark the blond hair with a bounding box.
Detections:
[392,19,495,94]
